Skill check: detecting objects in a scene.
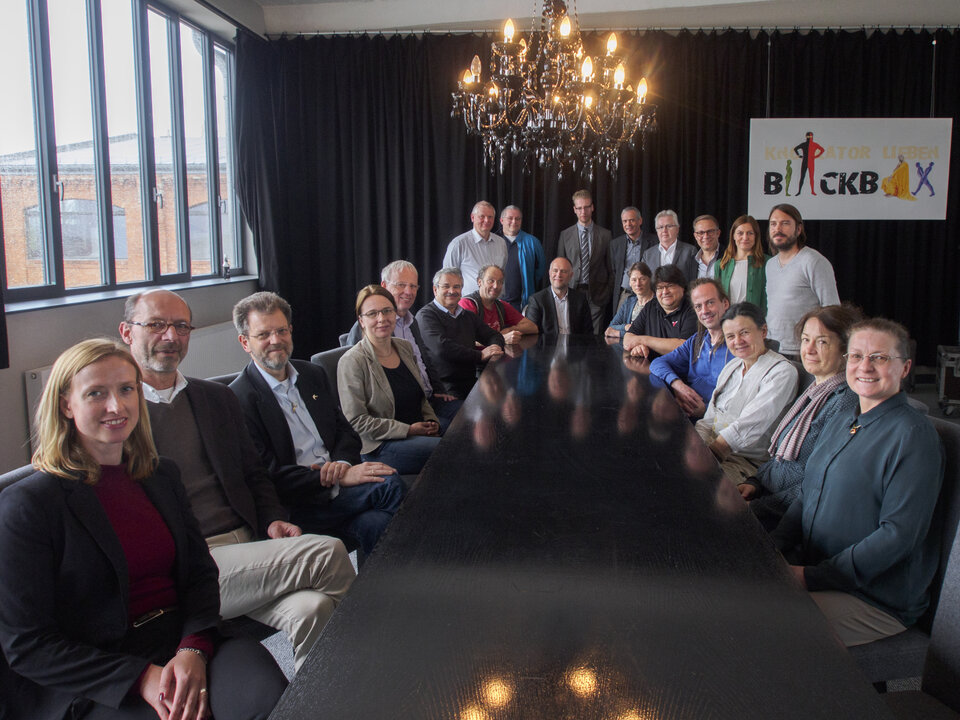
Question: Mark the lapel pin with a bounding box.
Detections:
[312,394,318,400]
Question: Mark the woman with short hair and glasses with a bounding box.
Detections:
[0,338,286,720]
[772,318,944,646]
[337,285,442,474]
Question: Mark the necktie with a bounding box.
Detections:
[579,228,590,285]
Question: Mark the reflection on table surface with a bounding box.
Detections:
[271,336,891,720]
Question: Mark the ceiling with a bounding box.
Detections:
[204,0,960,37]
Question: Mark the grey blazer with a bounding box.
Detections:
[641,240,699,284]
[337,336,439,454]
[556,223,613,309]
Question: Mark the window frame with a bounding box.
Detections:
[1,0,244,303]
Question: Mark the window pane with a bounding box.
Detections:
[1,0,48,289]
[214,44,236,273]
[180,21,213,276]
[148,9,182,275]
[48,0,103,289]
[102,0,147,283]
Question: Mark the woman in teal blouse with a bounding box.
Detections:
[715,215,769,314]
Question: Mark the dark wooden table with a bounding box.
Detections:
[272,337,891,719]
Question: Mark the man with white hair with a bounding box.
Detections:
[443,201,508,288]
[641,209,698,282]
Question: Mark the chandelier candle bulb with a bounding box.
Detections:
[580,56,593,81]
[559,16,571,38]
[504,18,515,42]
[470,54,482,80]
[606,32,617,55]
[637,77,648,104]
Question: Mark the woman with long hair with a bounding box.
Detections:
[0,338,286,720]
[715,215,769,313]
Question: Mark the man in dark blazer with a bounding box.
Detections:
[228,291,405,555]
[121,289,356,672]
[642,209,699,282]
[556,189,613,334]
[609,205,656,315]
[525,257,594,336]
[415,267,505,399]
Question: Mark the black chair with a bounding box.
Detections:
[849,417,960,686]
[0,464,35,493]
[207,371,240,385]
[310,346,350,394]
[883,503,960,717]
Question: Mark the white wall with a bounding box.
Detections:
[0,280,258,473]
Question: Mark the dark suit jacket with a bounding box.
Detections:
[230,360,362,507]
[557,223,614,308]
[147,378,287,538]
[0,460,220,720]
[414,303,505,398]
[609,232,657,314]
[525,286,594,336]
[642,241,699,283]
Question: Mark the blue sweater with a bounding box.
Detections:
[772,392,944,626]
[649,331,733,405]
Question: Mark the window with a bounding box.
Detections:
[0,0,242,301]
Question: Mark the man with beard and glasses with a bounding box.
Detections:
[119,289,355,673]
[415,268,505,399]
[229,291,405,555]
[764,204,840,359]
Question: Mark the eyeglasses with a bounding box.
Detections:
[247,327,292,342]
[128,320,195,336]
[361,307,397,320]
[693,229,719,237]
[437,283,463,291]
[655,284,680,293]
[843,352,907,366]
[655,224,678,231]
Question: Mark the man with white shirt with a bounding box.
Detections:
[642,209,698,282]
[557,189,613,334]
[443,201,508,288]
[692,214,722,278]
[120,289,355,672]
[228,291,405,555]
[524,257,594,336]
[499,205,546,312]
[764,203,840,358]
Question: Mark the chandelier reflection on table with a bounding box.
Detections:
[451,0,657,180]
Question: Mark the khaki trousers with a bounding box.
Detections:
[810,590,908,647]
[207,527,356,671]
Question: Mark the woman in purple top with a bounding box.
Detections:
[0,339,285,720]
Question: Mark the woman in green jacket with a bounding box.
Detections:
[715,215,769,314]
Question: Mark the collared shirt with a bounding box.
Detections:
[695,249,718,278]
[621,236,646,288]
[552,289,571,334]
[659,240,678,267]
[442,229,508,290]
[649,330,733,405]
[394,311,432,396]
[142,371,189,404]
[432,298,463,317]
[254,363,337,478]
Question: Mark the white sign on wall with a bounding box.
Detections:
[747,118,952,220]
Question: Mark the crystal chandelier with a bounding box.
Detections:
[451,0,657,180]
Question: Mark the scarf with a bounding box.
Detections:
[768,372,845,461]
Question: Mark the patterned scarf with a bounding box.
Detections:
[768,372,846,461]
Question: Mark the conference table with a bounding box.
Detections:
[271,336,892,719]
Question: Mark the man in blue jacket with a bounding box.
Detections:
[499,205,546,313]
[649,279,732,418]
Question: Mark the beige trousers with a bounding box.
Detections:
[207,527,356,671]
[810,590,908,647]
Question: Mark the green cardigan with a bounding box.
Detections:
[715,255,769,314]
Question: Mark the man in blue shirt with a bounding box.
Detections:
[649,278,731,418]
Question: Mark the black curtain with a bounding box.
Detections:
[236,29,959,363]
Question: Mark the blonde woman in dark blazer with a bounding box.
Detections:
[338,285,442,474]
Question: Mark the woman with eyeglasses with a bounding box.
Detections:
[714,215,768,313]
[740,305,861,529]
[338,285,442,475]
[0,339,286,720]
[772,319,944,646]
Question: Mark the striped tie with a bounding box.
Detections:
[579,227,590,285]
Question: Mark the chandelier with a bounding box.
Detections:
[451,0,657,180]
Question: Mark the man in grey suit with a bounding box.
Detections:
[642,209,698,283]
[556,189,613,334]
[609,205,656,315]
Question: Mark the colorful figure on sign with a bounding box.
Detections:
[913,161,935,197]
[784,159,793,197]
[881,154,916,201]
[793,131,824,196]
